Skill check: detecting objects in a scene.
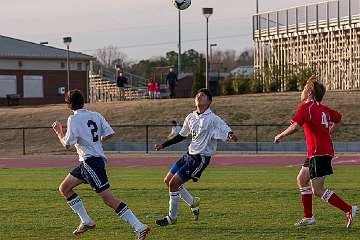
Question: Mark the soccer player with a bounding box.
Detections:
[274,76,357,228]
[52,90,150,239]
[154,88,238,226]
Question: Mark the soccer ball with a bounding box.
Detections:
[173,0,191,10]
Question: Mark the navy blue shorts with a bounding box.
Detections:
[70,156,110,193]
[170,153,210,182]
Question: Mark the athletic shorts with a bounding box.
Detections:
[170,153,210,182]
[70,156,110,193]
[303,155,333,179]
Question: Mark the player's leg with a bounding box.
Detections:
[164,172,175,187]
[83,157,149,239]
[156,156,189,226]
[59,172,95,236]
[164,171,196,209]
[156,174,184,226]
[310,156,356,228]
[97,189,150,239]
[165,160,195,205]
[294,159,315,227]
[187,155,210,221]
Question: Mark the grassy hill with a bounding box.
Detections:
[0,91,359,154]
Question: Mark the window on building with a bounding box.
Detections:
[23,75,44,98]
[61,62,65,68]
[77,62,82,71]
[0,75,17,97]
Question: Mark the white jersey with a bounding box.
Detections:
[64,109,115,161]
[179,108,232,157]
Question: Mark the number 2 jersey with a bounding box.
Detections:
[291,100,342,158]
[64,109,115,161]
[179,108,232,157]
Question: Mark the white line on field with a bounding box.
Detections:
[286,159,360,167]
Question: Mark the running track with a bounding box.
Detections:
[0,153,360,168]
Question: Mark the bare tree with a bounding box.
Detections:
[211,49,237,71]
[237,49,254,66]
[94,45,129,69]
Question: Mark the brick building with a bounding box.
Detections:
[0,35,94,105]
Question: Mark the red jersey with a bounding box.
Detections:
[148,81,154,91]
[291,100,342,158]
[155,83,160,92]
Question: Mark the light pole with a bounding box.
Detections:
[210,43,217,69]
[178,9,182,75]
[256,0,259,32]
[63,37,72,92]
[202,8,213,90]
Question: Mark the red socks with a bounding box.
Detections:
[300,187,313,218]
[322,189,352,213]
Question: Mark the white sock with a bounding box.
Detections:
[321,189,334,202]
[169,191,180,220]
[178,186,194,206]
[117,204,143,232]
[67,196,92,224]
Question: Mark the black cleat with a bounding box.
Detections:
[155,216,176,226]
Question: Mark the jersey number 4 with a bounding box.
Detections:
[321,112,329,128]
[87,120,99,142]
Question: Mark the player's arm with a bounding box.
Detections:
[99,113,115,142]
[213,116,238,142]
[156,115,191,151]
[328,108,342,136]
[274,122,300,144]
[329,120,341,136]
[275,104,308,144]
[155,134,186,151]
[52,121,71,150]
[101,134,114,142]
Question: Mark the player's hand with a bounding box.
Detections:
[228,133,238,142]
[155,144,163,151]
[52,121,63,135]
[329,126,335,137]
[274,134,282,144]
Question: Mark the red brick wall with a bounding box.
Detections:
[0,70,88,105]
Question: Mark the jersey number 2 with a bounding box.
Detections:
[321,112,329,128]
[87,120,99,142]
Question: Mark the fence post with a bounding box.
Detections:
[22,128,26,155]
[145,125,149,153]
[255,125,259,154]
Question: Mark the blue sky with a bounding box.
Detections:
[1,0,327,60]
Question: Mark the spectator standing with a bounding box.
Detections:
[148,79,155,99]
[166,68,177,99]
[155,82,161,99]
[117,73,128,100]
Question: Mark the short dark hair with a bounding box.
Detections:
[305,76,326,102]
[313,81,326,102]
[65,89,84,110]
[197,88,212,102]
[171,120,177,125]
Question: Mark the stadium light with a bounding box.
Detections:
[202,7,213,90]
[63,36,72,92]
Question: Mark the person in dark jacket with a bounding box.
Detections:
[166,68,177,99]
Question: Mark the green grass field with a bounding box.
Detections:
[0,166,359,239]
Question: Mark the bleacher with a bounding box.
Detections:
[89,66,148,103]
[89,66,175,102]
